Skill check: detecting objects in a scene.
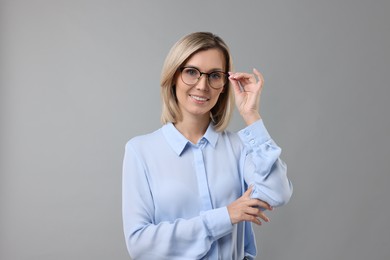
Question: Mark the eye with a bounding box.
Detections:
[209,72,223,80]
[183,68,199,77]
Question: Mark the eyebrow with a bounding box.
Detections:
[183,65,225,72]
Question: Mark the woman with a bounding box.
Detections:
[122,32,292,260]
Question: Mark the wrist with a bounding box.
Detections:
[241,111,261,126]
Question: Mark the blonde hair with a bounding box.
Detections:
[160,32,234,132]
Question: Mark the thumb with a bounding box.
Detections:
[228,74,243,95]
[243,185,254,198]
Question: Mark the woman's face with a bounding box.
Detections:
[175,48,225,121]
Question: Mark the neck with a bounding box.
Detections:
[174,115,210,144]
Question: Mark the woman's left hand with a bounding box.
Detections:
[229,68,264,125]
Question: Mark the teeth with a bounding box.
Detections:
[191,95,208,101]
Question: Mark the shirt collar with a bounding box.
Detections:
[203,123,219,148]
[161,122,219,156]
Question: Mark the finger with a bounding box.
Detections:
[255,209,270,223]
[230,72,256,83]
[258,211,270,223]
[252,218,262,226]
[257,200,272,211]
[246,207,270,223]
[230,72,253,79]
[255,199,272,211]
[240,213,262,225]
[245,199,270,210]
[249,215,262,226]
[228,76,244,94]
[242,186,254,198]
[245,198,272,211]
[253,68,264,86]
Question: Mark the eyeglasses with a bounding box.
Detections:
[180,67,228,89]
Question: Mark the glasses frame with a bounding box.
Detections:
[179,66,228,90]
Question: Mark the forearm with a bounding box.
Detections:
[123,207,233,259]
[239,120,293,207]
[249,157,292,207]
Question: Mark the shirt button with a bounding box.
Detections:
[250,139,255,145]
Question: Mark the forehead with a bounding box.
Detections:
[184,48,225,70]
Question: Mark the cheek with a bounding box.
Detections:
[174,84,189,104]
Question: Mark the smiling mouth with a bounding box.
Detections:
[190,95,210,102]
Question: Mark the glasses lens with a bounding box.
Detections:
[181,68,200,85]
[181,67,226,89]
[208,72,226,89]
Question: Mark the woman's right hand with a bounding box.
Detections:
[227,186,272,225]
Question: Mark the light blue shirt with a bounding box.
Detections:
[122,120,292,260]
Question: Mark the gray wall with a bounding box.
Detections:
[1,0,389,259]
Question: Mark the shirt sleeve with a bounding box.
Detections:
[238,120,293,207]
[122,142,233,260]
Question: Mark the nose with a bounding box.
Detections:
[196,74,209,91]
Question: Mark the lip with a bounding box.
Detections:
[189,94,210,103]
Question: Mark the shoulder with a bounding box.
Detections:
[125,128,164,152]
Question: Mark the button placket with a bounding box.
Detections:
[193,145,213,211]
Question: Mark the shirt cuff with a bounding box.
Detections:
[201,207,233,240]
[238,119,271,147]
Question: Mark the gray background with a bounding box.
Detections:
[1,0,389,259]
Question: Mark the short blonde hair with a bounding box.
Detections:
[160,32,234,132]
